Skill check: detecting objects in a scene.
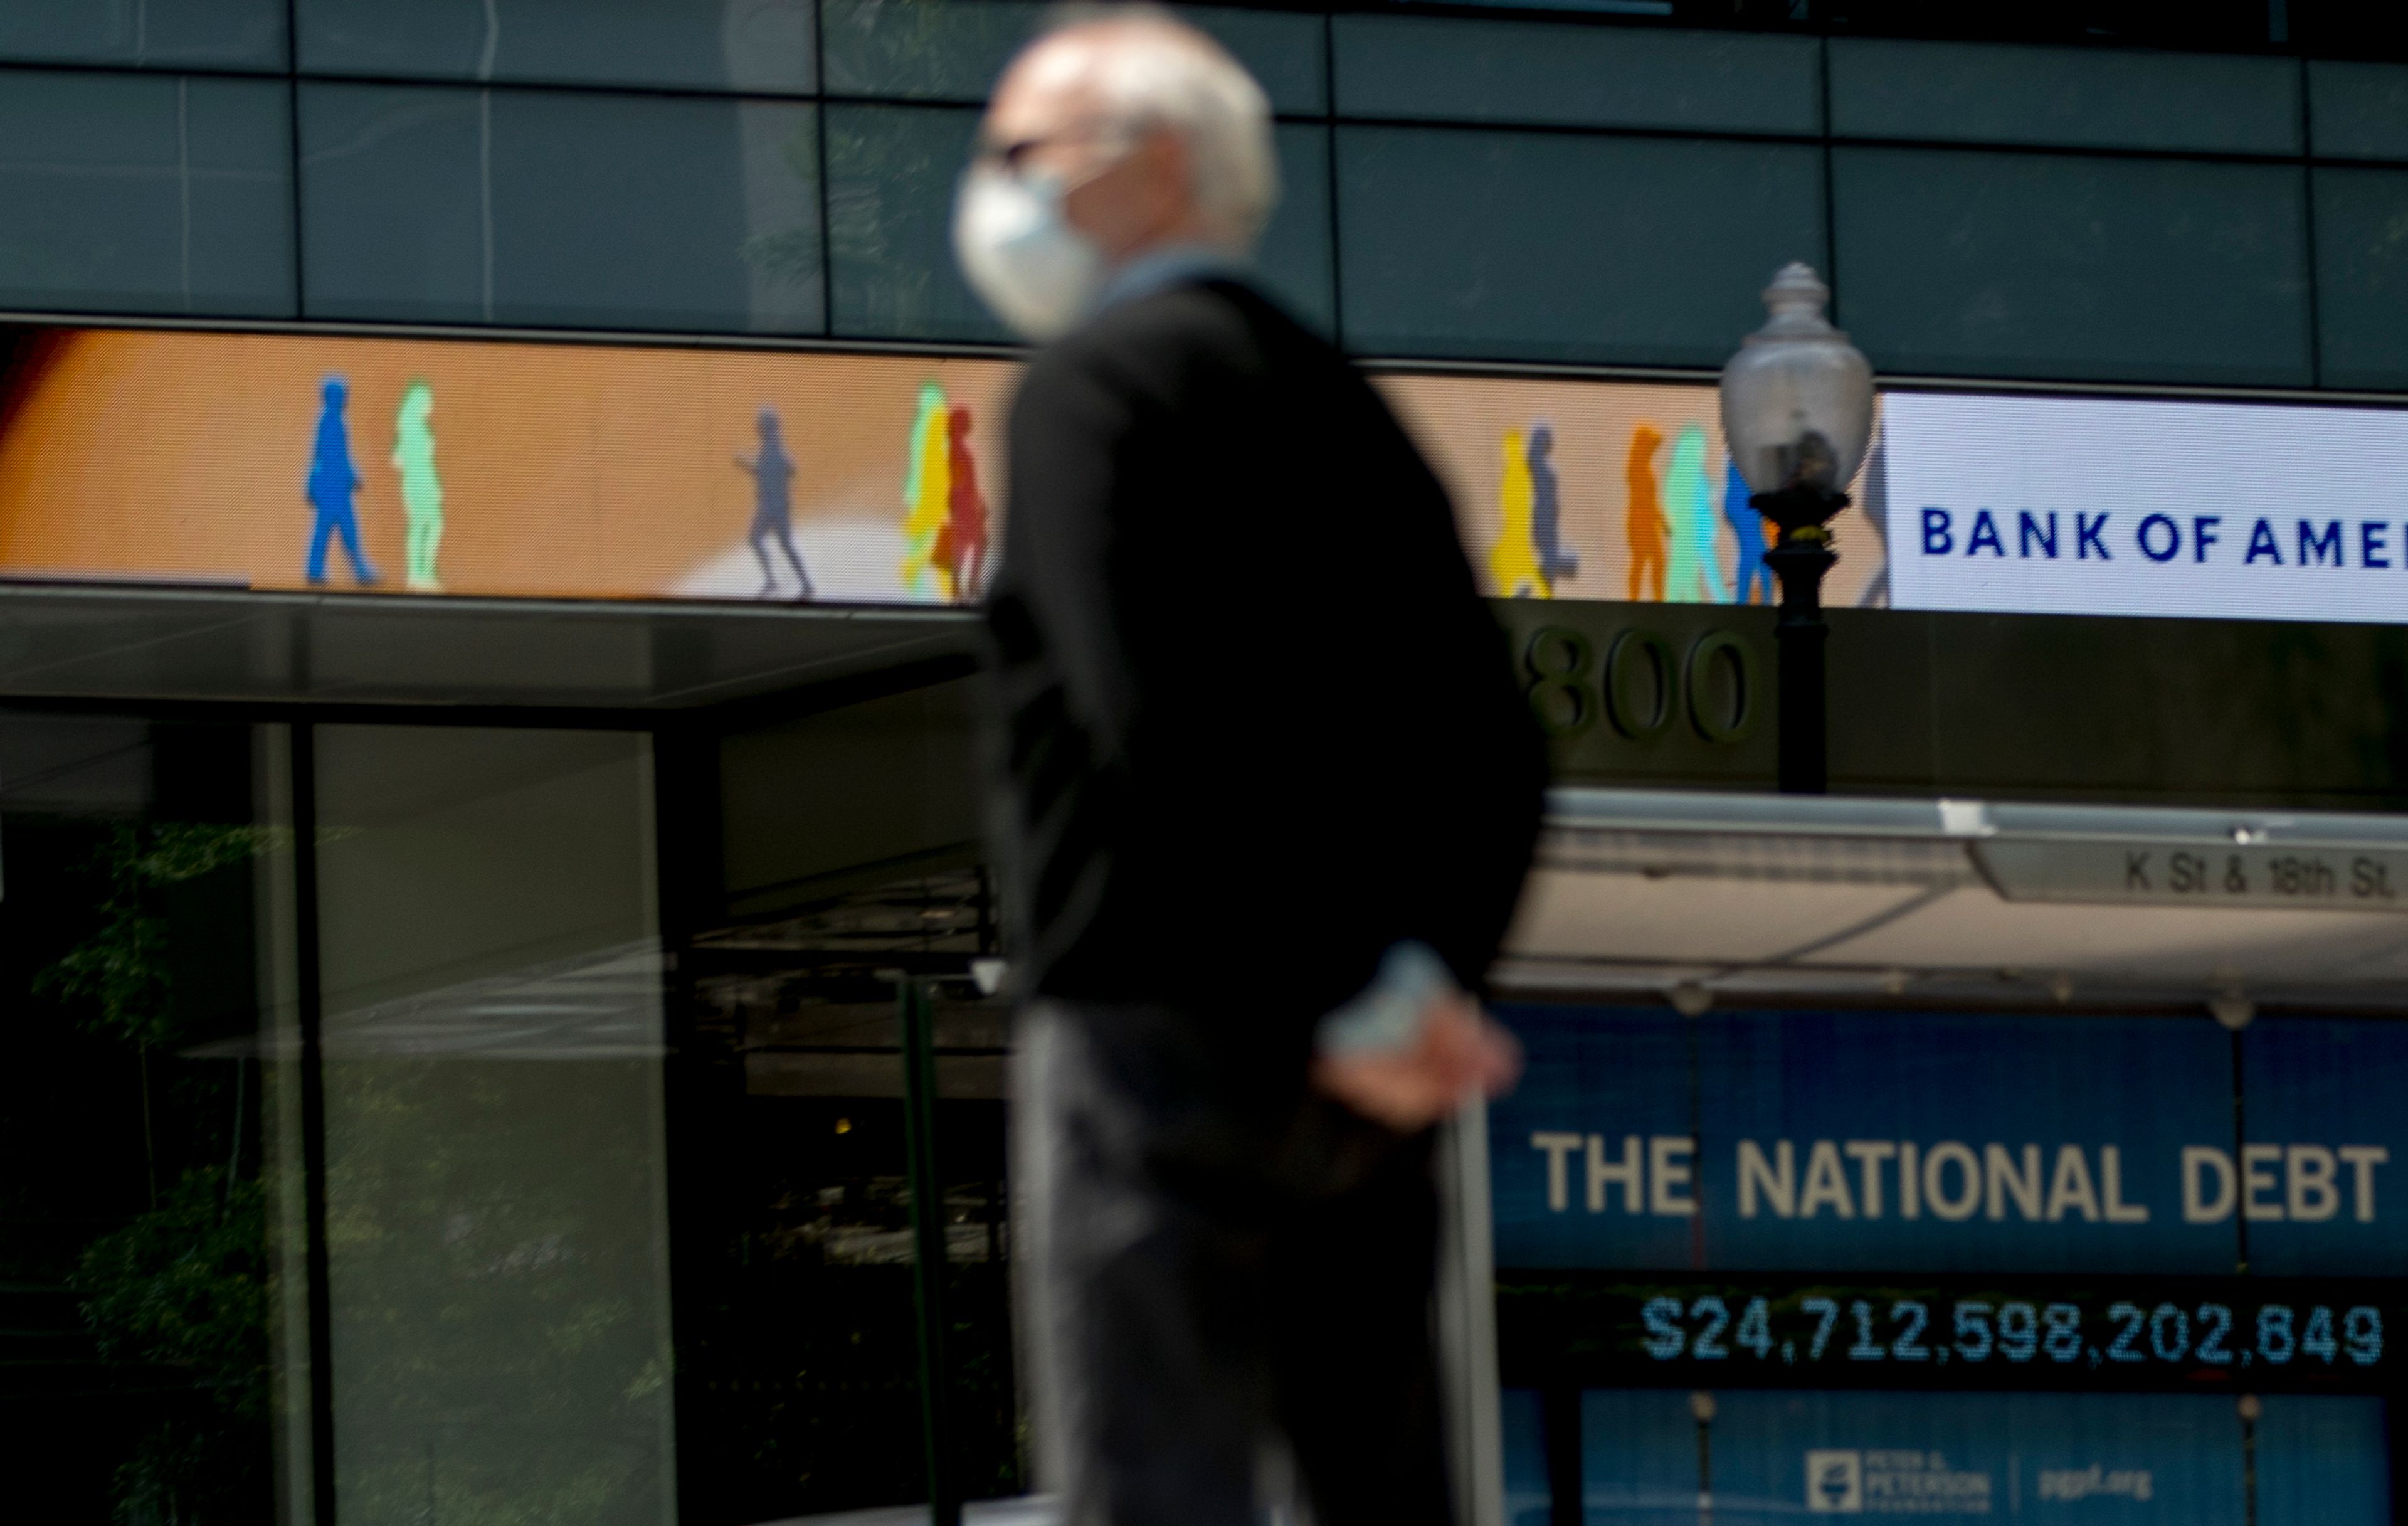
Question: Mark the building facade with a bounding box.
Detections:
[7,1,2408,1523]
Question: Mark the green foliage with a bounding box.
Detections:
[74,1165,273,1523]
[73,1165,272,1421]
[36,822,278,1049]
[738,122,826,291]
[741,228,826,288]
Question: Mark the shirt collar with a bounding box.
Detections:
[1095,242,1251,313]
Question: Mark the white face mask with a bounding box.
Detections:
[953,161,1108,342]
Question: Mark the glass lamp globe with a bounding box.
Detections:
[1718,262,1874,498]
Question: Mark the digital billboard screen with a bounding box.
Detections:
[0,326,1019,605]
[0,324,1892,610]
[13,323,2407,627]
[1489,1005,2408,1277]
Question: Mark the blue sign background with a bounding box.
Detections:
[1501,1389,2387,1525]
[1490,1007,1699,1269]
[2241,1016,2408,1275]
[1499,1389,1553,1526]
[1574,1391,1698,1526]
[1707,1391,2246,1525]
[2257,1392,2392,1525]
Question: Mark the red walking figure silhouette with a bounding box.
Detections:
[305,376,378,586]
[934,406,989,600]
[735,408,813,598]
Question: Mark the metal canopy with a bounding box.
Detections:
[1508,787,2408,1013]
[0,583,977,710]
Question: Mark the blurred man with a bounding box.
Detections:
[961,14,1545,1525]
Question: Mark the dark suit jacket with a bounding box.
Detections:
[986,277,1546,1070]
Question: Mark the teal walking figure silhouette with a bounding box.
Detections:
[1663,424,1724,603]
[393,381,445,591]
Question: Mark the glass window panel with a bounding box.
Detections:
[2296,4,2408,63]
[1189,5,1327,116]
[931,994,1018,1503]
[0,714,304,1522]
[717,682,984,914]
[1397,0,1675,13]
[823,0,1326,114]
[684,686,1008,1517]
[827,102,1000,341]
[313,724,676,1526]
[827,103,1333,342]
[1333,15,1819,135]
[1262,122,1334,334]
[0,0,285,68]
[1834,0,2277,50]
[300,83,823,333]
[1336,125,1825,366]
[295,0,815,93]
[667,985,929,1519]
[1830,38,2300,154]
[2310,61,2408,161]
[821,0,1024,103]
[2313,166,2408,389]
[1834,147,2311,385]
[0,70,293,318]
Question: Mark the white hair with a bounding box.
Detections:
[1035,9,1280,246]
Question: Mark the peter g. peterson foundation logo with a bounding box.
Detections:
[1806,1451,1863,1512]
[1806,1450,1992,1514]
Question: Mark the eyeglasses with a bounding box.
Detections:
[975,121,1134,175]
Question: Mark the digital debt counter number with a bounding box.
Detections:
[1498,1278,2395,1392]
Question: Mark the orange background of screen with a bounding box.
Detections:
[0,329,1886,607]
[1379,372,1886,608]
[0,330,1018,601]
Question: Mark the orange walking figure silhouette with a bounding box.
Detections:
[934,406,990,600]
[1625,423,1667,601]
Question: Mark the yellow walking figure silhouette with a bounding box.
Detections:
[392,381,444,592]
[899,382,956,600]
[1488,427,1547,598]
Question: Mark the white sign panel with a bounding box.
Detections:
[1883,391,2408,624]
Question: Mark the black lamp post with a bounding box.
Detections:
[1719,263,1875,795]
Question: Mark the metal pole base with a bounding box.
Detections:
[1753,486,1849,796]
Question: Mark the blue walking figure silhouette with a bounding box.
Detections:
[305,376,378,586]
[736,408,813,598]
[1724,457,1772,605]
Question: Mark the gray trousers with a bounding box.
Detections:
[1014,1003,1454,1526]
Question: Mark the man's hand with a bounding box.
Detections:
[1310,993,1522,1132]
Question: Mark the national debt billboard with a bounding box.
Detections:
[1489,1005,2407,1276]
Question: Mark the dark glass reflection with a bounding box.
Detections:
[672,864,1020,1522]
[0,716,297,1522]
